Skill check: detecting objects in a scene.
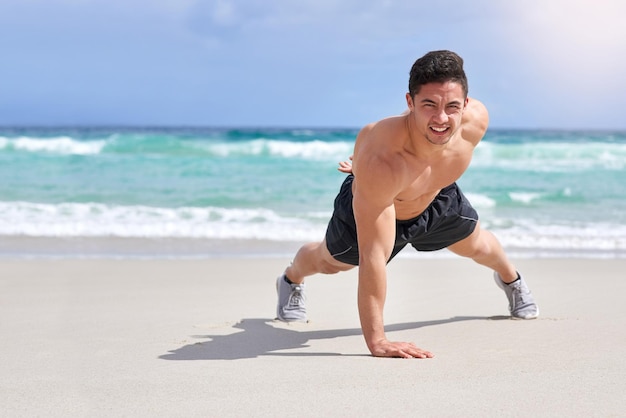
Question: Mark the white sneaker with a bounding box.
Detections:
[494,272,539,320]
[276,274,307,322]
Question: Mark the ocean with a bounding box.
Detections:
[1,126,625,259]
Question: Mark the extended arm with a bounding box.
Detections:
[352,156,433,359]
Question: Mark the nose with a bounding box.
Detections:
[432,108,448,124]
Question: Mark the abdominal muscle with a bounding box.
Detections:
[393,189,441,221]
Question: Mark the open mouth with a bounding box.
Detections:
[430,126,449,134]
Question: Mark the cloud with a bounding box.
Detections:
[183,0,506,46]
[484,0,626,127]
[1,0,624,128]
[503,1,626,81]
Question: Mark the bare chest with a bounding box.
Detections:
[393,155,471,219]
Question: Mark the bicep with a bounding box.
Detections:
[351,128,401,264]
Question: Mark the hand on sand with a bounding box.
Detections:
[370,339,434,359]
[337,155,353,174]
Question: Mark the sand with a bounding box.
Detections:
[1,257,624,417]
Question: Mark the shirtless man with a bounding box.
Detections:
[275,50,538,358]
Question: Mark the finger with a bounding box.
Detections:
[394,345,425,359]
[395,349,413,359]
[418,350,434,358]
[406,347,434,359]
[403,350,425,359]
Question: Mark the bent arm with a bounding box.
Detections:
[462,97,489,145]
[337,155,353,173]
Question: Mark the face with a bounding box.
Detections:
[406,81,468,146]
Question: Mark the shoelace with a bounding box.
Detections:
[511,283,533,309]
[288,286,303,308]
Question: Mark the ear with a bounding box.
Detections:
[464,97,469,109]
[406,93,414,110]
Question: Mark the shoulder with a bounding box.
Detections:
[353,115,406,172]
[461,98,489,145]
[353,115,407,158]
[357,115,404,139]
[352,118,407,202]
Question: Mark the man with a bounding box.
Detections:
[275,50,538,359]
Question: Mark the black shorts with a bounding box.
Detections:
[325,174,478,265]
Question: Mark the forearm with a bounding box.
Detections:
[357,262,388,353]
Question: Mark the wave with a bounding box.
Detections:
[0,136,106,155]
[0,135,626,173]
[484,218,626,253]
[464,193,496,208]
[0,201,328,241]
[472,140,626,171]
[2,130,626,171]
[465,191,565,207]
[0,134,354,161]
[209,139,354,159]
[1,201,625,254]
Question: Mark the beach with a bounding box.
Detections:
[2,256,624,417]
[3,1,626,415]
[1,127,625,415]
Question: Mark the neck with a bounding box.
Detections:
[405,115,451,160]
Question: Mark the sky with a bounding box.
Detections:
[1,0,625,129]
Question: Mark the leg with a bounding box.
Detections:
[278,174,357,321]
[285,238,355,284]
[276,239,354,322]
[448,221,539,319]
[447,221,517,282]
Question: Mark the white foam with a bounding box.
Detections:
[509,192,543,204]
[0,201,327,241]
[1,201,624,254]
[207,139,353,160]
[486,219,626,252]
[266,139,352,159]
[464,193,496,208]
[472,141,626,172]
[6,136,106,155]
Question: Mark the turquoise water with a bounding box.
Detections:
[1,127,625,257]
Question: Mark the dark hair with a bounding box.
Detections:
[408,50,468,98]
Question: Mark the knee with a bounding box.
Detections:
[450,228,494,260]
[466,240,492,260]
[467,230,502,261]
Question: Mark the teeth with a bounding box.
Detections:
[431,127,447,132]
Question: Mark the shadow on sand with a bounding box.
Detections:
[159,316,488,360]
